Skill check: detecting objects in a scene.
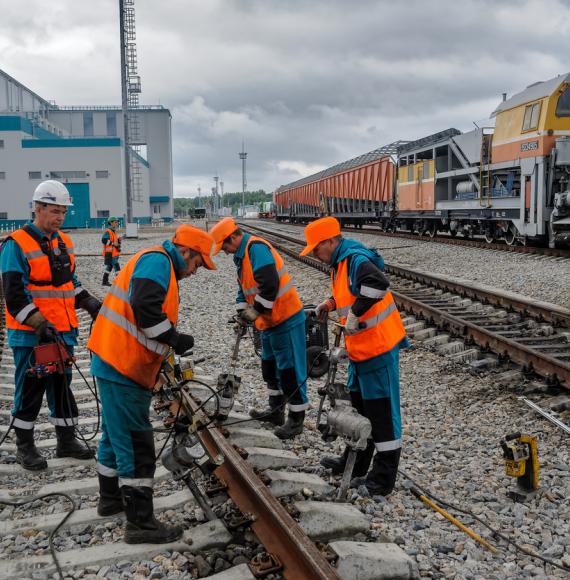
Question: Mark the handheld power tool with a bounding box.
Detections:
[215,318,246,421]
[316,319,372,500]
[27,342,75,378]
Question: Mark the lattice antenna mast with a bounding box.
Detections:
[119,0,143,222]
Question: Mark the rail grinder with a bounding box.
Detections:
[317,320,372,500]
[155,350,221,521]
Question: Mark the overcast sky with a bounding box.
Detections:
[2,0,570,197]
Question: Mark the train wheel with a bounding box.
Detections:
[484,230,495,244]
[449,230,457,238]
[426,224,437,238]
[504,226,517,246]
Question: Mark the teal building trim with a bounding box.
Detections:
[149,196,170,203]
[131,148,150,168]
[22,137,121,148]
[0,116,33,134]
[0,216,171,230]
[0,115,62,139]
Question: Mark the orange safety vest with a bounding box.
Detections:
[240,236,303,331]
[102,228,120,258]
[332,258,406,362]
[5,227,78,333]
[87,246,179,389]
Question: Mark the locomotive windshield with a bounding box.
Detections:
[555,84,570,117]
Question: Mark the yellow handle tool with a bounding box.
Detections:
[411,487,498,553]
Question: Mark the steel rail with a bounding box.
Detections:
[383,265,570,328]
[350,227,570,259]
[266,219,570,259]
[392,292,570,387]
[240,222,570,388]
[181,391,340,580]
[520,397,570,435]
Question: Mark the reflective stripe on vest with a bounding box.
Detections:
[239,236,302,330]
[87,246,178,389]
[332,257,406,362]
[29,289,76,299]
[98,305,169,356]
[5,228,78,333]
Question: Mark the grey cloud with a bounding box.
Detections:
[3,0,570,194]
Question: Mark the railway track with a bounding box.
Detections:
[240,222,570,390]
[269,220,570,260]
[0,280,418,579]
[2,228,568,578]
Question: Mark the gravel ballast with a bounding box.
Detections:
[0,226,568,578]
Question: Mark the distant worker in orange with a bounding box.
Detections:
[301,217,408,497]
[209,217,308,440]
[102,216,121,287]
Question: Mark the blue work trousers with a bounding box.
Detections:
[103,255,120,273]
[348,349,402,453]
[96,377,156,487]
[261,318,308,412]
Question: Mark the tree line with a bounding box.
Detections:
[173,190,272,217]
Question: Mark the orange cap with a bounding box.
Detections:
[300,217,341,256]
[172,225,217,270]
[209,217,238,255]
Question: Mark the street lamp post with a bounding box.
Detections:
[213,175,219,215]
[239,142,247,218]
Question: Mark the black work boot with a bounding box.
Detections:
[274,410,305,440]
[351,448,402,496]
[14,427,47,471]
[321,441,374,477]
[249,395,285,426]
[122,486,183,544]
[320,453,346,474]
[102,272,111,286]
[97,473,124,516]
[55,426,95,459]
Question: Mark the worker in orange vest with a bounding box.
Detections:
[88,225,216,544]
[101,216,121,286]
[209,217,308,440]
[301,217,408,497]
[0,180,101,470]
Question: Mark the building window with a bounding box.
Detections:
[407,166,414,182]
[522,102,541,132]
[423,162,430,180]
[0,140,4,148]
[97,210,110,218]
[96,170,110,178]
[0,172,5,180]
[83,112,94,136]
[29,171,42,179]
[49,171,87,179]
[106,112,117,136]
[0,212,7,219]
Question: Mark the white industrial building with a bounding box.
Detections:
[0,68,173,229]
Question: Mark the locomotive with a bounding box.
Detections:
[274,74,570,247]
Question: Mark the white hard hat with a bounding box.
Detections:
[32,180,73,207]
